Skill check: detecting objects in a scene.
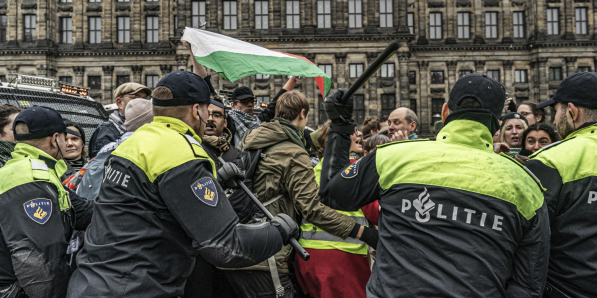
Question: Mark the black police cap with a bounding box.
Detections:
[13,106,78,141]
[231,86,254,101]
[152,70,223,108]
[448,73,505,117]
[538,72,597,110]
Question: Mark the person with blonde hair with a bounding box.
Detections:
[498,112,529,157]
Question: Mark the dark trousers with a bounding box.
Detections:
[184,257,238,298]
[225,270,294,298]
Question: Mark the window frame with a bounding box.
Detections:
[117,16,131,43]
[457,12,470,39]
[223,1,238,30]
[513,11,525,38]
[255,0,269,30]
[429,12,442,40]
[116,75,131,86]
[380,63,395,78]
[549,67,562,81]
[59,76,73,84]
[286,0,300,29]
[381,94,396,119]
[575,7,587,35]
[89,17,101,44]
[547,8,559,35]
[349,64,364,78]
[430,70,444,84]
[407,13,414,34]
[408,71,416,84]
[318,64,333,78]
[348,0,363,28]
[352,94,365,125]
[514,69,528,83]
[578,66,591,73]
[24,14,36,42]
[317,0,332,29]
[146,75,159,89]
[60,17,73,44]
[379,0,393,28]
[487,70,500,82]
[459,70,472,77]
[485,12,498,39]
[146,16,159,43]
[192,1,206,28]
[256,74,270,80]
[256,96,270,104]
[88,76,102,89]
[0,14,7,43]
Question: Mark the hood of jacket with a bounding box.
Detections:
[241,121,291,150]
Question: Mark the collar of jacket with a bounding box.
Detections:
[152,116,203,145]
[436,118,495,153]
[10,143,68,178]
[444,108,500,135]
[567,122,597,139]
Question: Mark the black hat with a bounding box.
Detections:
[537,72,597,109]
[499,112,529,129]
[448,73,506,117]
[152,70,222,107]
[13,107,78,141]
[64,120,86,145]
[231,86,254,101]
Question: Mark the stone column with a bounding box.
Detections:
[397,0,410,34]
[566,56,577,77]
[102,66,114,104]
[6,0,17,45]
[131,65,143,84]
[131,0,142,47]
[447,61,457,94]
[398,51,411,108]
[73,0,84,49]
[73,66,85,86]
[418,61,430,134]
[102,0,113,47]
[302,0,314,33]
[271,0,282,34]
[473,0,485,43]
[335,53,347,89]
[503,60,513,97]
[335,0,347,34]
[176,54,189,71]
[417,1,428,44]
[446,0,456,44]
[564,0,576,40]
[538,57,548,103]
[240,1,250,35]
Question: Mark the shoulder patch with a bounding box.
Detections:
[191,177,218,207]
[23,199,52,225]
[377,138,430,149]
[341,160,361,179]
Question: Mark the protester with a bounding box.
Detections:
[88,82,151,158]
[517,101,546,125]
[62,121,88,175]
[0,104,22,167]
[225,90,377,298]
[363,134,390,156]
[319,74,549,297]
[498,112,529,157]
[387,107,418,141]
[526,72,597,298]
[202,95,241,168]
[362,117,380,140]
[0,107,94,298]
[67,71,298,298]
[514,123,558,164]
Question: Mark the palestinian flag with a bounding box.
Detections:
[182,27,331,98]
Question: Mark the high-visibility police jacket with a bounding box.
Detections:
[67,116,284,298]
[298,159,369,255]
[319,118,550,298]
[0,143,93,298]
[526,122,597,298]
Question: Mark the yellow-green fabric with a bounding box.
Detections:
[113,116,216,181]
[299,158,368,255]
[530,123,597,184]
[376,120,544,220]
[0,143,71,211]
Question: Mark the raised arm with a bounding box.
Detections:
[182,39,207,78]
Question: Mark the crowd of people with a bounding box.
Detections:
[0,51,595,298]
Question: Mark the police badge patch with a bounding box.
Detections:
[341,160,360,179]
[191,177,218,207]
[23,199,52,225]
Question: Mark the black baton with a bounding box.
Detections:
[217,157,310,261]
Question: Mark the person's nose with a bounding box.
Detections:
[532,142,541,152]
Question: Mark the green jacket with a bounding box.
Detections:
[526,122,597,297]
[238,120,356,273]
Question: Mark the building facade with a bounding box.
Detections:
[0,0,595,134]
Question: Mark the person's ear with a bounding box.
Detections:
[568,102,579,122]
[230,101,236,109]
[441,103,449,123]
[300,109,306,120]
[193,104,200,120]
[115,97,123,109]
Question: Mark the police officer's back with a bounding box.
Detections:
[526,72,597,298]
[318,74,550,297]
[66,71,298,298]
[0,107,93,298]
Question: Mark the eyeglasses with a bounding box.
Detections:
[208,112,224,120]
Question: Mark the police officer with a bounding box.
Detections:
[0,107,93,298]
[525,72,597,298]
[66,71,299,298]
[318,74,550,297]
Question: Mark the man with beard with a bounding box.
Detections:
[526,72,597,298]
[203,97,241,169]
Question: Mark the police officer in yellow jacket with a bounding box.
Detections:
[67,70,299,298]
[0,107,94,298]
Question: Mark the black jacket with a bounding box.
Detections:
[88,121,121,158]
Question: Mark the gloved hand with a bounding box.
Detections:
[217,162,245,189]
[271,214,299,246]
[359,226,379,250]
[324,88,356,134]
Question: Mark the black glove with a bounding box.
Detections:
[324,88,356,134]
[271,213,299,246]
[349,224,379,250]
[217,162,245,189]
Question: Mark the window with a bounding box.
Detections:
[430,71,444,84]
[317,0,331,28]
[286,1,300,29]
[318,95,327,123]
[60,17,72,44]
[459,70,472,77]
[0,75,6,83]
[59,76,73,84]
[223,1,238,29]
[348,0,362,28]
[89,0,101,2]
[146,16,158,43]
[174,16,178,34]
[408,71,416,84]
[192,1,206,28]
[575,8,587,34]
[146,75,159,89]
[380,63,395,78]
[349,64,364,78]
[410,98,417,115]
[117,75,130,86]
[381,94,396,119]
[0,15,6,42]
[256,74,270,80]
[429,13,442,39]
[319,64,333,78]
[513,12,525,38]
[61,0,72,2]
[353,94,365,125]
[547,8,559,35]
[146,0,158,2]
[24,15,36,42]
[88,76,101,89]
[407,13,414,34]
[515,70,527,83]
[432,98,444,122]
[89,17,101,44]
[117,0,129,2]
[457,12,470,39]
[487,70,500,82]
[256,96,270,104]
[380,0,393,28]
[485,12,497,38]
[579,66,591,73]
[118,17,130,43]
[549,67,562,81]
[255,1,269,29]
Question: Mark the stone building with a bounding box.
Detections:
[0,0,594,134]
